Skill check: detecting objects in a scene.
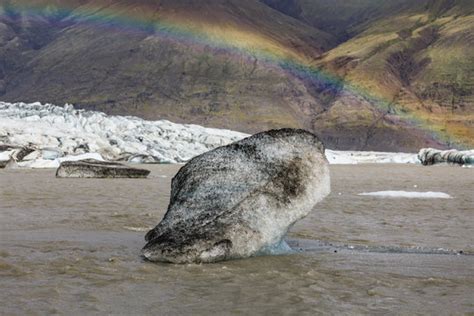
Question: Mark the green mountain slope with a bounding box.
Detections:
[314,0,474,148]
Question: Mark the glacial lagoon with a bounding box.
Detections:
[1,164,473,315]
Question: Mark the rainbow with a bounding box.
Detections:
[1,1,470,148]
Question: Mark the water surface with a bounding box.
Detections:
[1,164,473,315]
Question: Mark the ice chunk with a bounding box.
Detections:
[358,191,452,199]
[58,153,104,163]
[418,148,474,166]
[0,150,14,161]
[143,129,330,263]
[326,150,418,164]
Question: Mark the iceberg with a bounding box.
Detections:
[418,148,474,166]
[325,150,418,165]
[142,129,331,263]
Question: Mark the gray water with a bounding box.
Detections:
[1,164,473,315]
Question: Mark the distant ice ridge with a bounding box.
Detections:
[358,191,452,199]
[0,102,419,167]
[0,102,248,165]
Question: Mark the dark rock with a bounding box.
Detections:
[418,148,474,166]
[11,146,36,162]
[143,129,330,263]
[56,159,150,178]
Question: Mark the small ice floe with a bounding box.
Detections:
[56,159,150,178]
[325,150,418,165]
[358,191,452,199]
[123,226,153,232]
[418,148,474,166]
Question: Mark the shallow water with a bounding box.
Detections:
[1,164,473,315]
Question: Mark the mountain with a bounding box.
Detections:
[0,0,472,151]
[0,0,340,134]
[262,0,423,41]
[264,0,474,149]
[313,0,474,150]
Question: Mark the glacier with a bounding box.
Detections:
[0,101,420,167]
[0,102,248,166]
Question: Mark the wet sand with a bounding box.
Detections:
[1,164,473,315]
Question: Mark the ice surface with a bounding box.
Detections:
[0,102,421,168]
[0,102,248,165]
[0,150,14,161]
[358,191,452,199]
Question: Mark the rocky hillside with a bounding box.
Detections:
[265,0,474,149]
[320,0,474,150]
[0,0,472,151]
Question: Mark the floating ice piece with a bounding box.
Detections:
[123,226,153,232]
[143,129,331,263]
[13,153,105,169]
[326,150,418,164]
[418,148,474,166]
[56,159,150,178]
[358,191,452,199]
[15,159,60,169]
[58,153,104,163]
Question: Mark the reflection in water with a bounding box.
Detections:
[1,164,473,314]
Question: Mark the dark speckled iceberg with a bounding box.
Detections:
[142,129,331,263]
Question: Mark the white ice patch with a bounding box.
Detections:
[0,150,14,161]
[58,153,104,163]
[358,191,452,199]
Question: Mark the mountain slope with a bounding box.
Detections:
[1,0,339,132]
[315,0,474,148]
[262,0,424,41]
